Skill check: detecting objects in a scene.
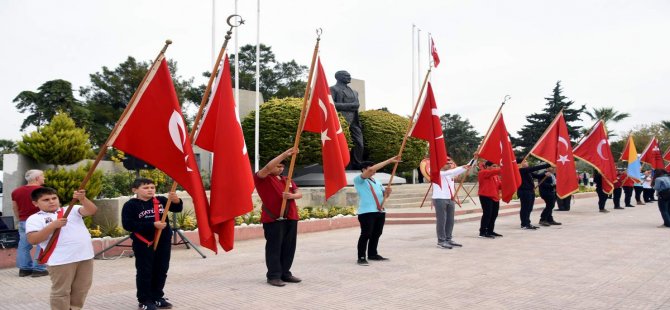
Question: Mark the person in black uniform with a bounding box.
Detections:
[516,159,550,230]
[594,171,610,213]
[538,167,562,226]
[122,178,182,310]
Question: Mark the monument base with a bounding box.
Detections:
[293,164,406,187]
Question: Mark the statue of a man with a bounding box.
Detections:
[330,70,364,169]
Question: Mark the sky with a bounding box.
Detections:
[1,0,669,143]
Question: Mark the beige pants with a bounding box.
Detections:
[47,259,94,310]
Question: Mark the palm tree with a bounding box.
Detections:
[662,120,670,131]
[582,107,630,137]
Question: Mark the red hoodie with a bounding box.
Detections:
[478,168,502,201]
[621,172,635,187]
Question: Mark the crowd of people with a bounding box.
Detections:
[9,151,670,309]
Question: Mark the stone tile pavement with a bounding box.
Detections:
[2,196,670,309]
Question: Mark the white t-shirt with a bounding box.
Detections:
[25,205,94,266]
[643,176,652,189]
[432,167,467,199]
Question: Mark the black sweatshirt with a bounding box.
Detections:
[518,163,551,191]
[122,196,183,243]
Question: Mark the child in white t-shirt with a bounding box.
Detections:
[26,187,97,310]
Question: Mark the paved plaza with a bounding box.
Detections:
[2,196,670,309]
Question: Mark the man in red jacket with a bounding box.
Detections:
[478,161,502,238]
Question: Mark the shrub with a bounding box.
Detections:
[174,209,197,230]
[44,162,103,203]
[241,98,351,167]
[359,110,428,173]
[99,169,179,198]
[17,113,93,165]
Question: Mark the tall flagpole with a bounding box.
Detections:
[234,0,240,105]
[277,29,323,220]
[254,0,261,171]
[211,0,216,66]
[153,17,244,249]
[417,28,421,89]
[412,24,416,107]
[40,40,174,261]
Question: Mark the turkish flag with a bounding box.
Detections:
[664,146,670,162]
[431,38,440,68]
[194,55,254,252]
[302,58,350,199]
[640,137,665,169]
[410,83,448,189]
[110,58,217,253]
[529,112,579,199]
[573,120,616,194]
[478,113,521,203]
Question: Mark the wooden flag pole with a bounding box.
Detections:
[378,69,431,210]
[419,184,432,208]
[277,29,323,220]
[39,40,174,262]
[153,15,244,249]
[453,96,508,202]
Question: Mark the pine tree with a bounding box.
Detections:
[513,81,586,156]
[17,113,93,165]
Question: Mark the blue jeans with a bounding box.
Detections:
[17,221,46,271]
[658,199,670,227]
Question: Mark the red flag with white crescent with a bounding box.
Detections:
[639,137,665,169]
[478,113,521,203]
[573,120,616,194]
[410,83,448,189]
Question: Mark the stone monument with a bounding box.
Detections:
[330,70,364,169]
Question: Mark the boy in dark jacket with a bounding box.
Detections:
[122,178,182,310]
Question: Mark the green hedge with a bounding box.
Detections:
[359,110,428,173]
[241,98,351,167]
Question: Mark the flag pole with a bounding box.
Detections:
[452,95,508,201]
[378,68,431,210]
[419,184,432,208]
[39,40,173,262]
[153,16,244,250]
[277,29,322,220]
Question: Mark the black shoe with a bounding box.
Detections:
[613,206,624,209]
[555,209,569,211]
[548,220,562,225]
[599,209,610,213]
[490,232,503,237]
[447,240,463,247]
[479,233,495,239]
[18,269,33,277]
[267,278,286,287]
[31,270,49,278]
[357,258,369,266]
[139,301,158,310]
[281,275,302,283]
[154,298,173,309]
[368,255,389,261]
[539,220,551,227]
[529,225,540,229]
[625,205,635,207]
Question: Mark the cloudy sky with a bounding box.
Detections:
[1,0,668,143]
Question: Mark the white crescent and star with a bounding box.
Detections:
[597,139,609,160]
[557,136,570,165]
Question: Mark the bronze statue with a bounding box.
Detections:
[330,70,364,169]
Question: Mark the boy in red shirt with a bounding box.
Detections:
[478,161,502,238]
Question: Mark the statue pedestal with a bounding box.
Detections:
[293,164,406,187]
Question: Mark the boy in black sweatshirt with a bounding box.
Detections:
[122,178,182,310]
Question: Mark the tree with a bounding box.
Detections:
[513,81,586,156]
[17,113,93,166]
[79,56,196,147]
[583,107,630,137]
[0,139,17,169]
[230,44,308,99]
[13,79,90,131]
[662,120,670,132]
[439,113,480,165]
